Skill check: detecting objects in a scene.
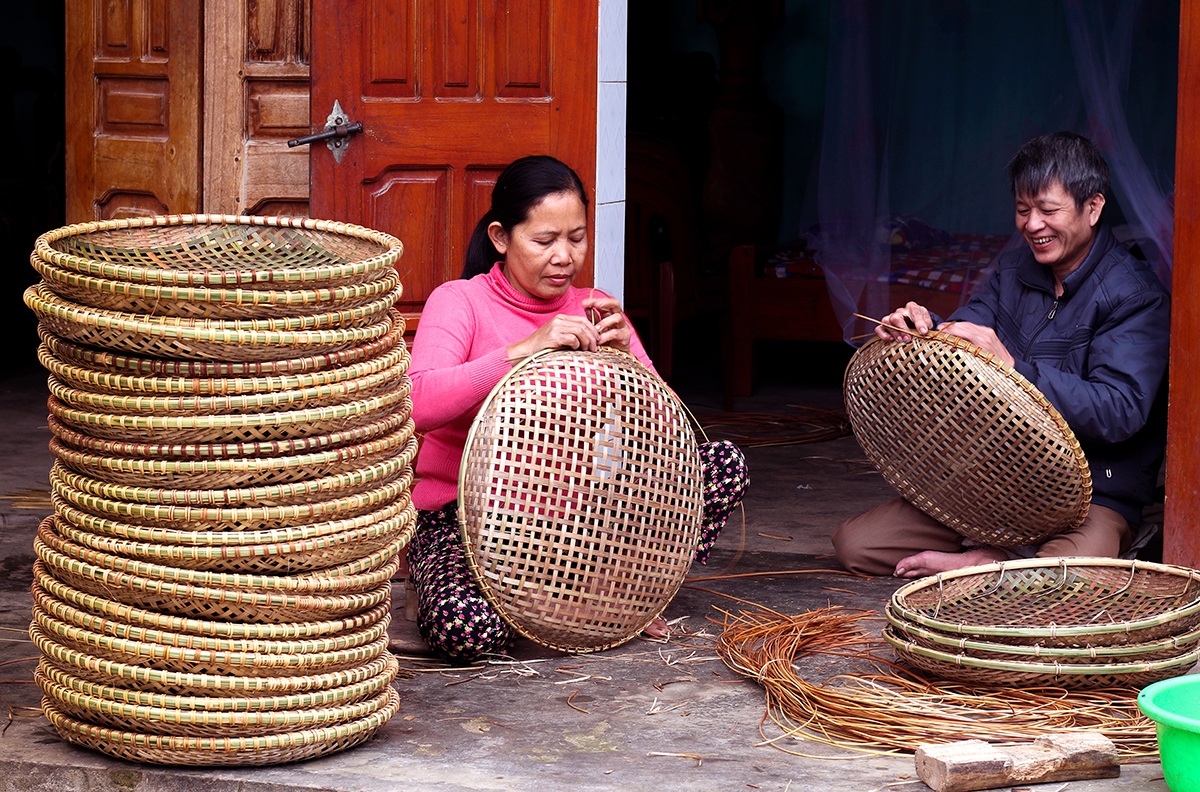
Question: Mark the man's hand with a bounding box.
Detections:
[938,321,1016,368]
[875,302,934,342]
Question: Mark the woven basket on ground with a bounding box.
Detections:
[843,333,1091,548]
[460,347,703,653]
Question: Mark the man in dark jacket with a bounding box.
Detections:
[833,131,1170,577]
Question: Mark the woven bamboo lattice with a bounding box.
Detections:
[26,283,398,362]
[38,319,405,378]
[890,557,1200,648]
[33,253,402,319]
[459,348,703,653]
[843,333,1091,548]
[34,214,402,288]
[41,687,401,766]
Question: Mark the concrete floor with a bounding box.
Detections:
[0,336,1174,792]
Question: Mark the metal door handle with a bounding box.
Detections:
[289,101,361,164]
[287,121,364,148]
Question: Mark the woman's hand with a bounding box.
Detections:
[875,302,934,342]
[582,295,632,353]
[506,314,601,362]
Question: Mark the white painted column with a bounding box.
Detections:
[594,0,627,302]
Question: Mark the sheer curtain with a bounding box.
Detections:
[810,0,1178,342]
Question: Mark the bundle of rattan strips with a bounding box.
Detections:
[50,478,413,544]
[890,557,1200,646]
[49,426,415,489]
[37,316,406,378]
[885,608,1200,662]
[27,284,397,361]
[51,450,413,507]
[37,668,396,738]
[34,215,402,286]
[51,475,411,532]
[39,336,407,397]
[47,388,411,444]
[32,254,402,317]
[32,629,397,696]
[33,582,390,655]
[48,411,409,460]
[53,503,417,575]
[37,517,404,593]
[34,565,391,641]
[37,654,398,713]
[40,688,401,766]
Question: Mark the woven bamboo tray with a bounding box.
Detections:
[33,603,390,677]
[49,424,414,489]
[34,214,402,288]
[884,626,1200,689]
[843,333,1091,548]
[38,654,398,715]
[34,564,392,641]
[56,503,417,575]
[47,382,411,443]
[33,253,402,318]
[42,686,400,765]
[27,283,397,362]
[39,338,407,398]
[34,629,397,697]
[38,316,405,378]
[460,348,703,653]
[890,557,1200,648]
[34,582,390,656]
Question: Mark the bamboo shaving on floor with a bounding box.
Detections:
[715,605,1158,758]
[692,406,851,448]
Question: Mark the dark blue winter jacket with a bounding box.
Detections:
[948,223,1170,526]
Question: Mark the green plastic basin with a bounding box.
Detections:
[1139,674,1200,792]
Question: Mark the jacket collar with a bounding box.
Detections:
[1016,223,1117,298]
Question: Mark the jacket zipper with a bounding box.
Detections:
[1047,299,1058,320]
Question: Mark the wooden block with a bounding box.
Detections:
[914,732,1120,792]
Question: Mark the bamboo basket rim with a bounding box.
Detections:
[34,214,402,286]
[38,655,399,713]
[37,314,405,378]
[890,557,1200,640]
[41,686,401,766]
[33,563,392,640]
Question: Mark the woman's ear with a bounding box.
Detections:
[487,221,509,255]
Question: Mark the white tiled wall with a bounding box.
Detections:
[594,0,627,302]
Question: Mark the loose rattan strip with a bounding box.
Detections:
[843,333,1091,547]
[884,626,1200,689]
[33,564,391,640]
[39,337,408,398]
[33,253,402,318]
[49,422,414,489]
[37,670,396,739]
[38,315,405,377]
[460,348,704,653]
[890,557,1200,647]
[27,283,396,362]
[47,382,411,443]
[32,604,391,677]
[41,686,401,766]
[35,215,402,286]
[55,503,417,575]
[33,582,390,656]
[44,352,409,413]
[47,411,407,460]
[33,629,396,697]
[52,471,411,531]
[38,655,398,715]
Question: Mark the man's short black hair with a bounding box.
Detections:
[1007,131,1112,210]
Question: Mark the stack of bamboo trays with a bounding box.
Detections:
[884,557,1200,690]
[24,214,414,765]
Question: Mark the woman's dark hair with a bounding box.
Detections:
[1007,131,1111,210]
[460,155,589,279]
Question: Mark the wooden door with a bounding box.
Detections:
[308,0,599,328]
[66,0,202,221]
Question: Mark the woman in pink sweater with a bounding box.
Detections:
[407,155,748,663]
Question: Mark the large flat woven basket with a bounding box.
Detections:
[843,332,1091,548]
[459,348,704,653]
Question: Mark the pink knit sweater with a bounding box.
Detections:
[409,264,655,510]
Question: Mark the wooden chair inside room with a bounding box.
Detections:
[623,133,723,382]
